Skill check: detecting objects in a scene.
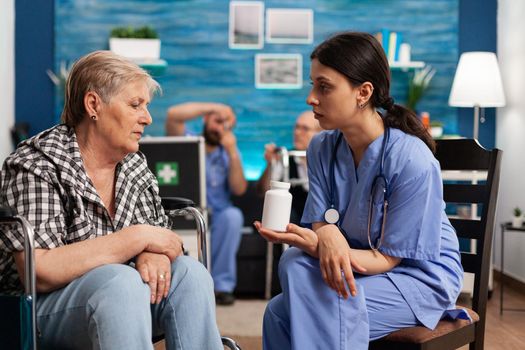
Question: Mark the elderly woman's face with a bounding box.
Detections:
[97,80,152,155]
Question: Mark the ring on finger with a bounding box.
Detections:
[158,273,166,281]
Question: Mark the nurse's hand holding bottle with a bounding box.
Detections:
[253,220,366,299]
[253,221,319,258]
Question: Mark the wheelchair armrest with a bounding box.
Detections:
[0,205,15,219]
[161,197,196,210]
[161,198,208,268]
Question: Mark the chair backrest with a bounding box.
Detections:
[435,139,502,349]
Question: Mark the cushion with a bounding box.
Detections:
[382,308,479,343]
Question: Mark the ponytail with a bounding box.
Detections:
[309,32,436,153]
[382,100,436,154]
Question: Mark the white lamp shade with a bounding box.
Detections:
[449,52,506,107]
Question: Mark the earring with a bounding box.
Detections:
[91,115,97,121]
[358,101,368,109]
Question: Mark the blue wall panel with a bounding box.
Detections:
[15,0,55,135]
[54,0,459,178]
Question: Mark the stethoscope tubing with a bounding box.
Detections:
[325,125,390,250]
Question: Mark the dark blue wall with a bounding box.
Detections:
[15,0,55,135]
[458,0,498,148]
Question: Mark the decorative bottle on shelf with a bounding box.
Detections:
[421,111,430,129]
[261,180,292,232]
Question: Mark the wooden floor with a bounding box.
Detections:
[457,277,525,350]
[155,276,525,350]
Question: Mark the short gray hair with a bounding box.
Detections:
[61,50,161,127]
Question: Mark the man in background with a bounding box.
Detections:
[166,102,247,305]
[257,111,322,224]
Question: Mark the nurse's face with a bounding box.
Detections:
[306,59,360,130]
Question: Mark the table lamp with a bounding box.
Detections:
[448,51,506,140]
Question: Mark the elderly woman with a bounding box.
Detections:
[0,51,222,350]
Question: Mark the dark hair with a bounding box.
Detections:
[310,32,435,153]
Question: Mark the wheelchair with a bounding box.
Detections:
[0,198,241,350]
[264,147,307,299]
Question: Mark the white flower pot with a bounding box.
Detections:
[512,216,524,228]
[430,126,443,138]
[109,38,161,60]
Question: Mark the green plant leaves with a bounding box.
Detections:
[110,26,159,39]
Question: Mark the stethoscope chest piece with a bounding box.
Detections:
[324,207,340,224]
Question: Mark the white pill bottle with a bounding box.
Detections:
[261,180,293,232]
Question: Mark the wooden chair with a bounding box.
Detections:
[369,139,502,350]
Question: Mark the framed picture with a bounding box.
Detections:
[266,8,313,44]
[255,53,303,89]
[229,1,264,49]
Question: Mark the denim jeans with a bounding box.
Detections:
[36,256,222,350]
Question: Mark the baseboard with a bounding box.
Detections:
[493,269,525,295]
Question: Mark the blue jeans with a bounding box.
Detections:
[36,256,222,350]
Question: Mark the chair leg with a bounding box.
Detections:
[265,241,274,300]
[222,336,242,350]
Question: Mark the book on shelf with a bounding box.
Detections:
[375,29,405,64]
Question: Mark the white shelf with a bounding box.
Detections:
[442,170,488,182]
[390,61,425,70]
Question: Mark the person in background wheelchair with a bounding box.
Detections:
[256,110,321,224]
[0,51,222,350]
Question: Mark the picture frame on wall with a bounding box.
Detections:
[266,8,313,44]
[229,1,264,49]
[255,53,303,89]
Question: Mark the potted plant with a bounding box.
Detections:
[512,207,523,228]
[46,61,73,122]
[109,25,160,60]
[406,65,436,112]
[430,120,444,138]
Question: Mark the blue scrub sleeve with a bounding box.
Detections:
[301,135,331,224]
[378,161,443,261]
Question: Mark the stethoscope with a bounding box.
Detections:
[323,126,390,251]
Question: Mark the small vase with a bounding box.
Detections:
[512,216,524,228]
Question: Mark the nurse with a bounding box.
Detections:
[254,31,465,349]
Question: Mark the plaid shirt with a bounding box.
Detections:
[0,125,168,295]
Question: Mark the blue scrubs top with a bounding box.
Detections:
[184,129,233,211]
[206,146,233,211]
[302,128,464,329]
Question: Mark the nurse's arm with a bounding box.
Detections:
[348,248,401,275]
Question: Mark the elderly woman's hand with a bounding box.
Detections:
[142,226,184,261]
[136,252,172,304]
[253,221,319,258]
